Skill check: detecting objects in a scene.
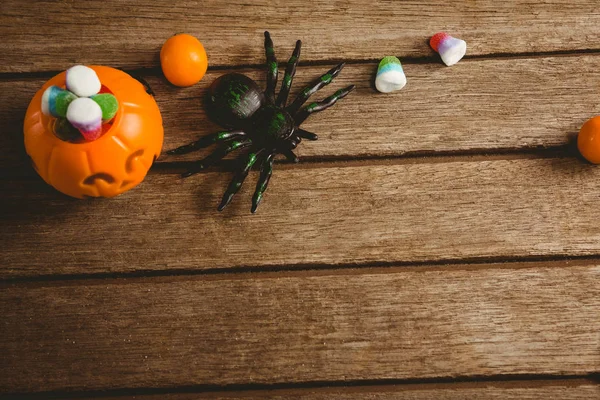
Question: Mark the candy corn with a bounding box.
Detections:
[375,56,407,93]
[66,65,101,97]
[430,32,467,66]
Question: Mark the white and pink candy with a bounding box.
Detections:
[430,32,467,66]
[66,97,103,141]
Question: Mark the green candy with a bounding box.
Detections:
[54,90,78,118]
[91,93,119,121]
[378,56,401,69]
[53,118,83,142]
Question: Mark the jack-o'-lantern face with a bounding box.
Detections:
[24,66,163,198]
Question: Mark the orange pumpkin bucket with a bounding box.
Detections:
[23,66,163,198]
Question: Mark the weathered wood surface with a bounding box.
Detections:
[2,263,599,393]
[2,0,600,72]
[3,0,600,397]
[3,55,600,173]
[66,380,600,400]
[3,157,600,278]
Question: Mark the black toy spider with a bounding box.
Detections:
[167,31,355,212]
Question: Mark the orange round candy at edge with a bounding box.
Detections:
[578,116,600,164]
[160,34,208,87]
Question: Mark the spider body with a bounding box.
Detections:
[168,31,355,212]
[208,73,265,128]
[249,105,295,144]
[209,74,295,144]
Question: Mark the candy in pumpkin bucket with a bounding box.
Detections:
[24,65,164,198]
[41,66,119,142]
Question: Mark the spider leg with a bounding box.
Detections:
[276,40,302,107]
[295,85,355,125]
[282,149,299,163]
[284,133,305,150]
[251,152,275,213]
[264,31,278,102]
[181,139,252,178]
[218,148,264,211]
[296,129,318,141]
[286,63,346,114]
[167,130,246,155]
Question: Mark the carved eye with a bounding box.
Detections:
[126,149,146,173]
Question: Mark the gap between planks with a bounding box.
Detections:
[3,256,600,288]
[0,147,578,180]
[3,48,600,82]
[4,377,599,399]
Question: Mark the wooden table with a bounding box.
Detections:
[1,1,599,398]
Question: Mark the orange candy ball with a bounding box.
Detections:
[160,34,208,87]
[578,116,600,164]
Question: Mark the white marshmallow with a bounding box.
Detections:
[438,37,467,67]
[66,65,101,97]
[66,97,102,133]
[375,56,407,93]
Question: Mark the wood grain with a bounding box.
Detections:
[2,157,600,278]
[3,55,600,173]
[64,380,600,400]
[3,1,600,396]
[2,263,598,393]
[2,1,600,72]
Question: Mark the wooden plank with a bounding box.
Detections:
[2,1,600,72]
[3,55,600,173]
[2,157,600,278]
[64,380,600,400]
[2,263,599,393]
